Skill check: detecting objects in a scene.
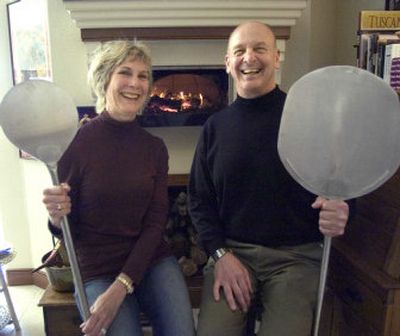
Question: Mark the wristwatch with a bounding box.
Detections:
[211,248,231,262]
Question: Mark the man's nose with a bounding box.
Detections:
[243,49,256,62]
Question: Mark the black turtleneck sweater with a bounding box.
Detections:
[188,86,323,255]
[54,111,171,285]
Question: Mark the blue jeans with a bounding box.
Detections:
[76,256,195,336]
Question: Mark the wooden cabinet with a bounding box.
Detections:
[323,168,400,335]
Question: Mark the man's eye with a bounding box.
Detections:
[233,49,244,56]
[255,47,268,53]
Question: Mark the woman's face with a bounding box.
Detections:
[105,57,151,122]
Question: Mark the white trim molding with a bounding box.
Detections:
[63,0,308,29]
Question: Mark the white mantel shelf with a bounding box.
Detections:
[63,0,308,41]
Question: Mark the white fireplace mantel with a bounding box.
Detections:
[63,0,308,31]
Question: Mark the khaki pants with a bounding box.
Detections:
[197,240,322,336]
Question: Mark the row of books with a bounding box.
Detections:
[358,11,400,92]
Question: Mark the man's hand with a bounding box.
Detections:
[312,196,349,237]
[213,252,253,312]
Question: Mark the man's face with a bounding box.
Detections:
[225,22,280,99]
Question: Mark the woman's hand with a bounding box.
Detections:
[80,280,129,336]
[42,183,71,228]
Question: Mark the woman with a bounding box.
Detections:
[42,40,195,336]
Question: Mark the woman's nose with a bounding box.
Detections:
[128,75,140,87]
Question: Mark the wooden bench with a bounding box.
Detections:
[38,275,203,336]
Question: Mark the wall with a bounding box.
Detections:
[309,0,339,69]
[281,2,312,91]
[0,0,385,270]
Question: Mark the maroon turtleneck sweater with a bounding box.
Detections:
[52,111,171,285]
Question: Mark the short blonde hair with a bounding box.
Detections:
[87,40,153,113]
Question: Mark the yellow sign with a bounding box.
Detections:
[360,11,400,31]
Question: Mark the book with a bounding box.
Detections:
[383,42,400,85]
[376,35,399,77]
[358,33,369,69]
[390,57,400,91]
[359,11,400,31]
[366,33,379,73]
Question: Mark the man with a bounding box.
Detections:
[188,21,350,336]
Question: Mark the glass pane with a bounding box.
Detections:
[7,0,51,84]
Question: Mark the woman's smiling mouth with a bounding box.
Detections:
[121,92,140,100]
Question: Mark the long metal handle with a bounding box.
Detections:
[313,235,331,336]
[46,164,90,321]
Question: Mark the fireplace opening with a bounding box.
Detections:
[139,66,230,127]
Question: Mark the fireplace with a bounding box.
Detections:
[139,66,230,127]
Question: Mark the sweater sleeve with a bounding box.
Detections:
[121,140,169,285]
[188,127,225,256]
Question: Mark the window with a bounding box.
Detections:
[7,0,51,84]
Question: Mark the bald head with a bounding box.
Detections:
[227,21,276,53]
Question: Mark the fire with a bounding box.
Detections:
[149,88,207,113]
[160,106,178,113]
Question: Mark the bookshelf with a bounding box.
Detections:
[357,10,400,94]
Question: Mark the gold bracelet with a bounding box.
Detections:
[116,273,134,294]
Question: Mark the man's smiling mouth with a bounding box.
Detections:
[241,69,262,75]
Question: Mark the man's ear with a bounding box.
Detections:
[224,54,231,74]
